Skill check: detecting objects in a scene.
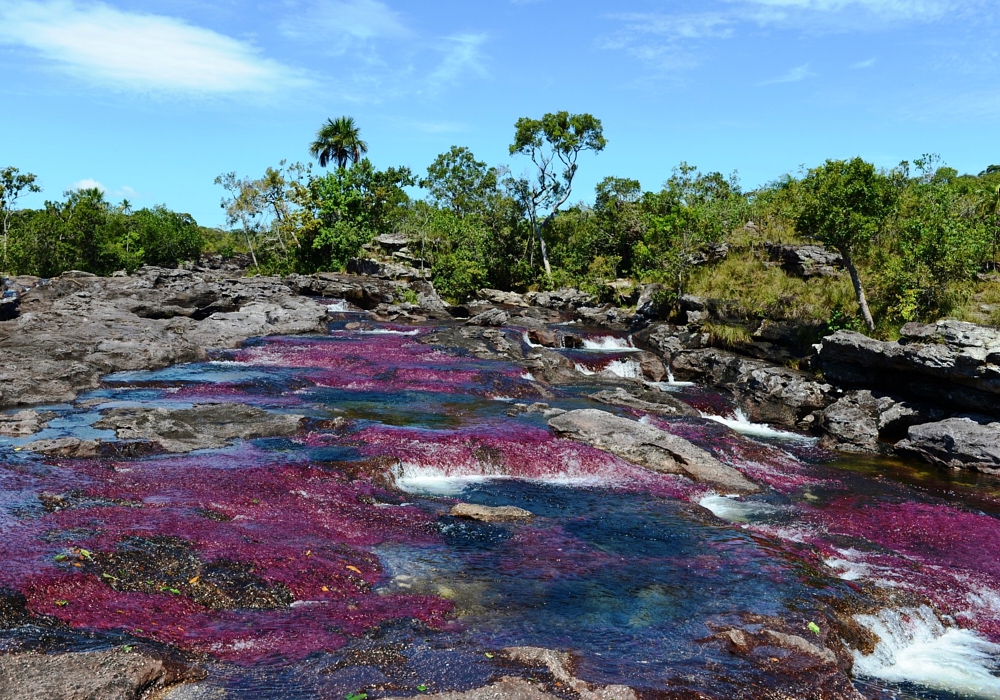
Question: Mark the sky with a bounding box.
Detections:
[1,0,998,226]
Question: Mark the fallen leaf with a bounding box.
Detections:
[346,565,362,574]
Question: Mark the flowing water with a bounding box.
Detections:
[4,319,1000,698]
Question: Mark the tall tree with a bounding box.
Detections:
[0,167,41,272]
[309,116,369,169]
[509,111,606,280]
[795,158,898,332]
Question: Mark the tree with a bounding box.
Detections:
[509,111,606,281]
[214,173,265,267]
[0,167,41,271]
[420,146,499,217]
[795,158,898,332]
[309,116,369,169]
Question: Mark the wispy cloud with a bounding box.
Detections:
[852,57,877,68]
[759,63,816,84]
[426,34,488,92]
[734,0,960,21]
[601,12,734,72]
[0,0,307,95]
[70,179,138,199]
[280,0,411,49]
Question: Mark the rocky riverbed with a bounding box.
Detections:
[4,266,1000,699]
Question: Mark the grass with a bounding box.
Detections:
[686,250,856,325]
[701,321,753,349]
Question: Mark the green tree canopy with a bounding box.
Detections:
[310,116,369,170]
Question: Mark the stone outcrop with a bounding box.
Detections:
[818,391,944,453]
[478,289,529,307]
[670,348,836,428]
[0,649,203,700]
[765,243,843,278]
[346,257,431,282]
[895,417,1000,474]
[588,387,699,418]
[466,309,510,327]
[0,410,54,437]
[819,321,1000,415]
[93,403,304,453]
[549,409,759,493]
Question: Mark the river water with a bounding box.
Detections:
[3,318,1000,699]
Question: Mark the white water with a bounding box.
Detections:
[324,299,354,312]
[522,331,543,349]
[580,335,641,352]
[701,408,815,442]
[574,363,596,376]
[698,493,775,522]
[646,369,696,390]
[853,606,1000,699]
[352,328,420,336]
[602,359,644,379]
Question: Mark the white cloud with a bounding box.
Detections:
[612,12,735,41]
[759,63,816,84]
[281,0,411,45]
[0,0,308,95]
[852,57,877,68]
[734,0,958,20]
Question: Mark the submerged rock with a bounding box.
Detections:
[588,387,698,418]
[93,403,304,453]
[895,416,1000,473]
[0,649,203,700]
[0,410,55,437]
[549,409,759,493]
[385,678,560,700]
[450,503,534,522]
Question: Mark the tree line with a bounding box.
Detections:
[3,115,999,336]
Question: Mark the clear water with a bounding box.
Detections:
[3,322,1000,699]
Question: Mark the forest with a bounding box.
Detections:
[3,112,1000,339]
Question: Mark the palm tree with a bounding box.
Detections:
[309,116,369,169]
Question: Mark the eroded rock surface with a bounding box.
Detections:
[896,417,1000,473]
[93,403,304,453]
[450,503,534,522]
[0,649,203,700]
[549,409,759,493]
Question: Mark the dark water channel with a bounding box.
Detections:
[3,321,1000,699]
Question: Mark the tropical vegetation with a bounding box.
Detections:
[4,114,1000,339]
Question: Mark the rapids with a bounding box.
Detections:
[3,319,1000,698]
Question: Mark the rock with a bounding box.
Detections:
[819,391,882,453]
[549,409,759,493]
[346,257,430,281]
[478,289,529,307]
[372,233,410,253]
[526,288,595,311]
[574,305,634,331]
[819,391,946,451]
[450,503,534,522]
[0,410,54,437]
[0,649,203,700]
[588,387,699,418]
[679,295,708,324]
[0,268,335,409]
[526,328,559,348]
[93,403,304,453]
[466,309,510,327]
[21,437,100,458]
[502,647,637,700]
[384,678,559,700]
[634,284,665,320]
[670,348,836,427]
[632,323,709,365]
[636,351,667,382]
[819,321,1000,416]
[896,417,1000,474]
[765,243,843,278]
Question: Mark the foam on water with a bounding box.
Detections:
[522,332,542,348]
[603,359,644,379]
[853,606,1000,699]
[698,494,775,522]
[701,408,815,442]
[580,335,640,352]
[574,362,596,376]
[353,328,420,336]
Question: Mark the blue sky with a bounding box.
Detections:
[1,0,998,226]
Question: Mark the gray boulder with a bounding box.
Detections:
[526,288,595,311]
[0,410,54,437]
[895,417,1000,473]
[765,243,843,278]
[466,308,510,327]
[478,289,529,307]
[819,321,1000,416]
[346,257,430,281]
[93,403,304,453]
[588,387,699,418]
[549,409,759,493]
[450,503,534,522]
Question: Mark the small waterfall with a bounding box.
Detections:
[853,606,1000,699]
[700,409,815,442]
[580,335,640,351]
